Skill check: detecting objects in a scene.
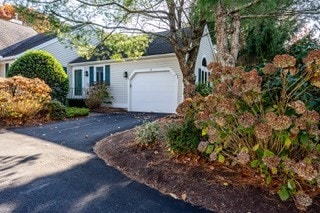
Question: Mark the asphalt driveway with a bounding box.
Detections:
[0,113,210,213]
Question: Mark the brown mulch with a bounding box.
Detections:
[94,129,320,213]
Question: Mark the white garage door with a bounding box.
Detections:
[130,71,178,113]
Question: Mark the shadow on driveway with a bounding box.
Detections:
[0,158,211,213]
[1,112,212,212]
[10,112,165,153]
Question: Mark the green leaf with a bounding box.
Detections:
[264,150,275,157]
[252,144,260,151]
[266,175,272,185]
[250,160,260,168]
[218,154,225,163]
[241,147,249,153]
[215,146,223,154]
[256,148,264,159]
[205,144,215,154]
[202,128,208,136]
[271,167,278,175]
[287,179,296,191]
[300,133,309,146]
[277,188,290,201]
[316,144,320,153]
[284,138,291,148]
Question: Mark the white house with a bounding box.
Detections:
[0,26,215,113]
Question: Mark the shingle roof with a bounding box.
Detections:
[0,33,56,57]
[70,33,175,64]
[0,19,37,51]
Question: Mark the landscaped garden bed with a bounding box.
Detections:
[95,50,320,212]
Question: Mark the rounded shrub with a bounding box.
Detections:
[46,99,66,120]
[8,50,69,103]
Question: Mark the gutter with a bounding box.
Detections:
[0,56,16,62]
[69,53,176,66]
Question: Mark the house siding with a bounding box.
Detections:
[39,40,79,67]
[195,25,216,83]
[71,55,183,109]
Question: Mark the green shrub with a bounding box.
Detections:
[85,83,112,109]
[195,83,212,97]
[66,107,89,118]
[47,100,66,120]
[135,121,160,145]
[8,50,69,103]
[167,119,201,153]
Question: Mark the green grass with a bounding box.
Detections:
[66,107,89,118]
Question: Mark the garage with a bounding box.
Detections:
[129,70,178,113]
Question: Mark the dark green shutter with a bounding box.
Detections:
[63,67,67,73]
[105,65,110,85]
[5,63,9,77]
[89,66,94,86]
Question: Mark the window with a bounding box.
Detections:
[96,66,104,83]
[198,57,210,84]
[89,65,110,86]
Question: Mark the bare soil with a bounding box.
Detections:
[94,128,320,213]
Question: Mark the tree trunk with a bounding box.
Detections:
[215,3,231,66]
[215,4,241,67]
[230,12,241,66]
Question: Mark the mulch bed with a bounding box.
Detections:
[94,128,320,213]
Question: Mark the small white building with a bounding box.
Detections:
[0,26,215,113]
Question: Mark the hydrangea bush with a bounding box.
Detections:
[176,50,320,210]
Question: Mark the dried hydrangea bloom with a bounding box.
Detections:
[301,110,320,124]
[236,151,251,164]
[207,126,219,141]
[176,98,193,115]
[242,91,260,104]
[310,75,320,88]
[215,115,227,127]
[231,66,244,77]
[289,67,299,76]
[308,124,320,136]
[231,78,243,96]
[205,95,218,112]
[221,66,233,74]
[294,117,307,130]
[263,63,278,75]
[238,112,256,128]
[283,159,295,171]
[295,192,313,211]
[209,152,217,162]
[214,82,228,94]
[267,115,292,131]
[262,156,281,169]
[289,100,306,114]
[254,123,273,140]
[294,162,318,181]
[216,99,237,115]
[273,54,296,69]
[290,126,300,135]
[208,62,223,72]
[303,49,320,64]
[197,141,209,153]
[265,111,277,125]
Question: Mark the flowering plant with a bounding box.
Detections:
[176,50,320,210]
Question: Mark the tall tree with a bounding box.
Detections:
[200,0,320,66]
[15,0,207,98]
[14,0,320,97]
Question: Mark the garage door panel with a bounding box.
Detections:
[130,71,177,113]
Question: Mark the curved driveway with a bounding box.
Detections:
[0,113,210,213]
